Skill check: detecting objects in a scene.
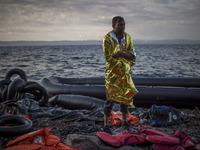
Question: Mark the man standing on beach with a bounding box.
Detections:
[102,16,138,134]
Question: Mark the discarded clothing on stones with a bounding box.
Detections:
[61,121,99,136]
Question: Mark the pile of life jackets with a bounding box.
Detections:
[110,110,140,125]
[6,128,79,150]
[97,126,200,150]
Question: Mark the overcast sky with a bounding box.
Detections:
[0,0,200,41]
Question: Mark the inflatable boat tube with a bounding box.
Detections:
[0,115,32,135]
[41,78,105,99]
[46,76,200,87]
[41,77,200,108]
[47,76,105,85]
[5,68,27,82]
[49,94,104,110]
[22,84,48,107]
[133,78,200,87]
[7,78,26,100]
[134,87,200,108]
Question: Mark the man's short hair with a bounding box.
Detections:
[112,16,125,26]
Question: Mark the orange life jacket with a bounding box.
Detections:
[110,110,140,126]
[6,128,79,150]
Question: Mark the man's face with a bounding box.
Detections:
[113,20,125,35]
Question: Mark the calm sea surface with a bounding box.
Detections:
[0,44,200,81]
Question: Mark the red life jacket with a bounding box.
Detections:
[97,131,147,147]
[140,126,199,150]
[6,128,79,150]
[97,126,199,150]
[110,110,140,126]
[139,125,180,145]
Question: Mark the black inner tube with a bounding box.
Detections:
[7,78,26,100]
[5,68,27,83]
[0,115,32,135]
[22,84,49,107]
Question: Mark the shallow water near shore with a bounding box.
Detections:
[0,44,200,80]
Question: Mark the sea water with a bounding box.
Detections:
[0,44,200,81]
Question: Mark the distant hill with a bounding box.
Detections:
[0,40,102,46]
[0,39,200,46]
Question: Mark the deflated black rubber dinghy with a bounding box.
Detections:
[0,115,32,135]
[41,76,200,108]
[42,76,200,87]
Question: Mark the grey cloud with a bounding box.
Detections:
[0,0,199,40]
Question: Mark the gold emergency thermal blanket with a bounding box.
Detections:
[103,31,137,108]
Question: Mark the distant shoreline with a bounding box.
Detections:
[0,39,200,46]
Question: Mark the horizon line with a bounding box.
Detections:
[0,39,200,42]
